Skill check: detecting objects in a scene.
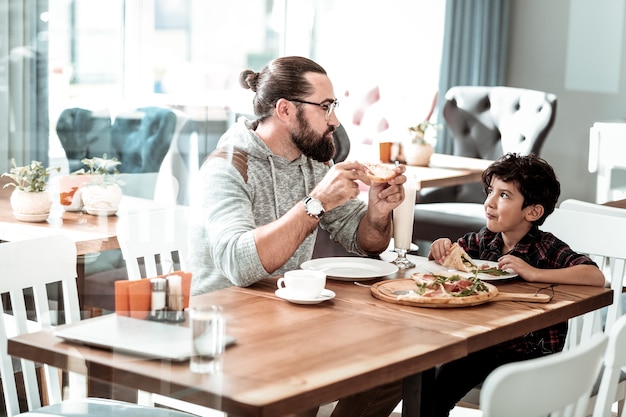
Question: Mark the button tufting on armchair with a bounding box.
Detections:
[413,86,557,244]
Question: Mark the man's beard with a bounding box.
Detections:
[291,109,336,162]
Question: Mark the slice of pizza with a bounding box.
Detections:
[441,243,478,273]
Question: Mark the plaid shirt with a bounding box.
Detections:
[458,226,598,356]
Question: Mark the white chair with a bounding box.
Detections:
[480,333,608,417]
[0,235,196,417]
[594,314,626,417]
[542,201,626,348]
[559,199,626,336]
[116,207,225,417]
[458,199,626,412]
[116,206,189,280]
[546,199,626,416]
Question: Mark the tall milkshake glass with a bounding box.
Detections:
[392,177,417,268]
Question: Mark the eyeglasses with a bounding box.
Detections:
[288,98,339,120]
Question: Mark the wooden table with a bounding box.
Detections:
[406,153,491,190]
[8,258,612,417]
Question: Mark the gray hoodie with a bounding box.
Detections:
[189,118,368,294]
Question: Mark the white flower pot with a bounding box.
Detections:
[80,182,122,216]
[10,189,52,222]
[404,143,434,166]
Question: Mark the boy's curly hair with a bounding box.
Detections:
[482,153,560,225]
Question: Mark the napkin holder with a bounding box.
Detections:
[114,271,192,320]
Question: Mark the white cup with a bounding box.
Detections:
[277,269,326,299]
[190,305,225,374]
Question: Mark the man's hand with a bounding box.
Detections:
[366,163,407,217]
[309,160,374,211]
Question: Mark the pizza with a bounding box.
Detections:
[395,272,497,306]
[362,162,398,182]
[441,243,478,272]
[439,243,510,277]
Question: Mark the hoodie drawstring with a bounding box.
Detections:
[267,156,281,219]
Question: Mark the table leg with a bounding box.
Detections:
[403,368,436,417]
[76,255,86,313]
[402,372,422,417]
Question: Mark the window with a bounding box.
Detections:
[47,0,445,172]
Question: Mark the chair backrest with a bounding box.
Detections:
[116,206,190,280]
[111,107,178,174]
[542,201,626,348]
[480,333,608,417]
[56,107,112,172]
[593,314,626,417]
[0,235,80,416]
[442,85,557,202]
[332,124,351,163]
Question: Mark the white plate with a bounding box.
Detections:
[275,288,336,304]
[13,212,49,222]
[420,259,518,281]
[301,257,399,281]
[84,207,117,216]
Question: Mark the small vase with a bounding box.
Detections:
[10,189,52,222]
[80,181,122,216]
[404,143,434,166]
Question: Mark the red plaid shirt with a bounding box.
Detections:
[458,226,598,356]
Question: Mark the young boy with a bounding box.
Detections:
[423,152,606,417]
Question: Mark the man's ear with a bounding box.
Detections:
[525,204,544,222]
[274,98,294,121]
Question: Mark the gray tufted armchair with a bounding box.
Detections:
[412,86,558,245]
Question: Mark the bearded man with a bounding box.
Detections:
[189,56,406,295]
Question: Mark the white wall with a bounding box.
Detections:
[507,0,626,203]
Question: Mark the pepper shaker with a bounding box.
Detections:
[166,274,185,322]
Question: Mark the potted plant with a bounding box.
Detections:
[75,154,123,216]
[2,158,60,222]
[404,121,437,166]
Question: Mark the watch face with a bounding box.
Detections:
[305,197,324,216]
[309,199,323,213]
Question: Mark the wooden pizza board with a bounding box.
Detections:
[370,279,551,308]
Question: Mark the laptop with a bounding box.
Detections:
[54,314,236,362]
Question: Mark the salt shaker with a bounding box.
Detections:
[150,277,167,321]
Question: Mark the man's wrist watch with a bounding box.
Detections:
[303,196,325,219]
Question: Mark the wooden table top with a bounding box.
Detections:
[8,258,612,417]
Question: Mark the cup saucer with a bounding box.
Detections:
[275,288,336,305]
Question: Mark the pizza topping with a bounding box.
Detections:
[475,266,510,276]
[402,272,489,300]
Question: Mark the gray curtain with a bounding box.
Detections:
[436,0,511,154]
[0,0,49,173]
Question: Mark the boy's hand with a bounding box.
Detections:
[428,238,452,263]
[497,254,532,278]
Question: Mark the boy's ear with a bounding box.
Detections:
[525,204,545,222]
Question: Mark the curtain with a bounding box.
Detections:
[0,0,49,173]
[435,0,511,154]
